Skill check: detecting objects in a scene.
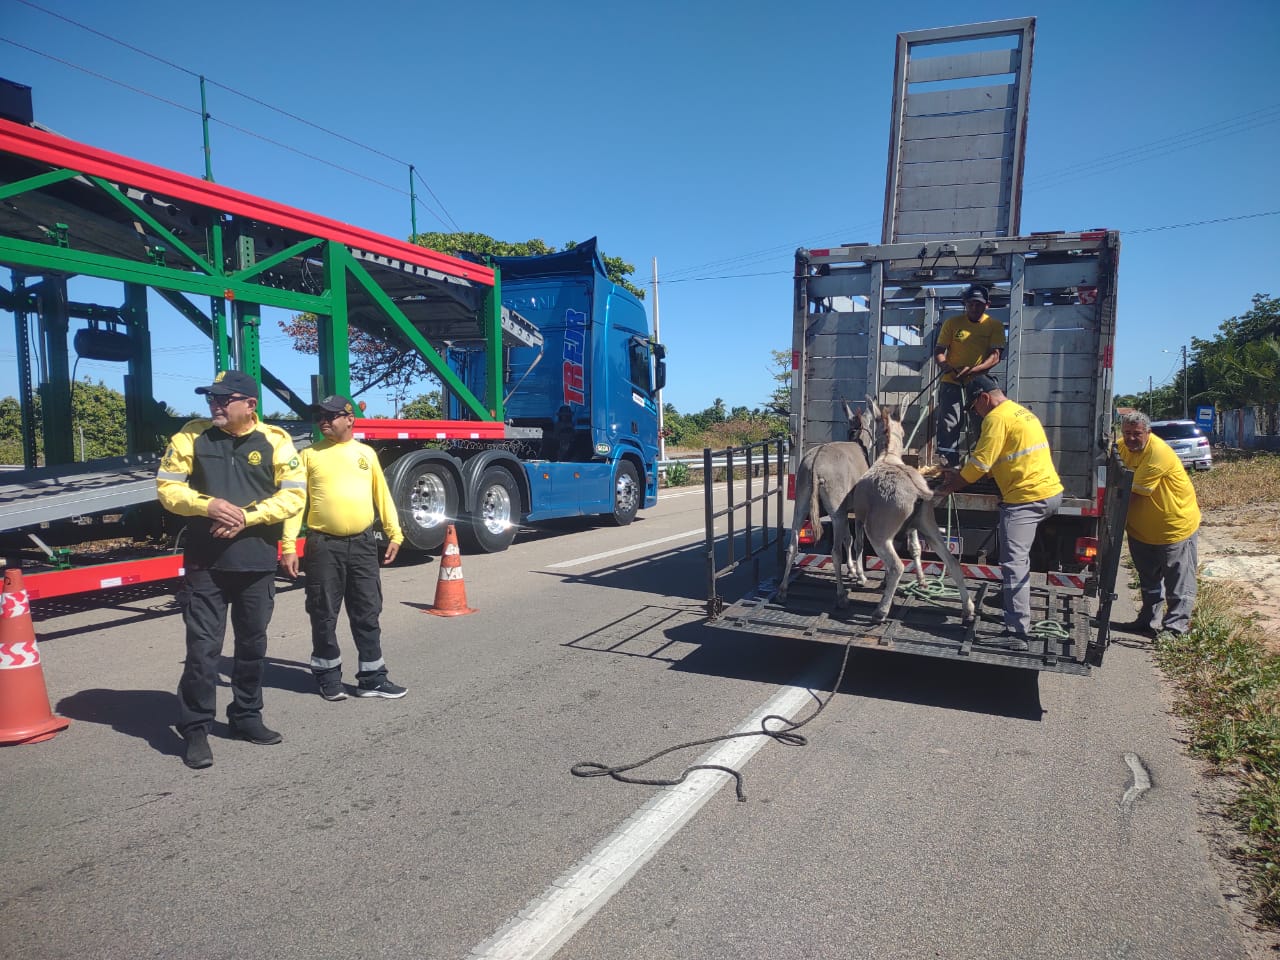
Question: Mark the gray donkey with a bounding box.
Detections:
[851,408,975,625]
[777,398,880,607]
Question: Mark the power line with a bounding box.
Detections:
[1126,209,1280,234]
[10,0,460,230]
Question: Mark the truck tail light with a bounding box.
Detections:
[787,474,796,500]
[799,518,818,546]
[1075,536,1098,563]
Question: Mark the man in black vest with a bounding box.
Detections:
[157,370,306,769]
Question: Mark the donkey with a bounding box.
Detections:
[851,408,975,625]
[777,398,881,608]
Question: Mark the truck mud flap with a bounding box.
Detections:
[710,571,1093,676]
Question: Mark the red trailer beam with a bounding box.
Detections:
[0,119,494,286]
[351,419,508,441]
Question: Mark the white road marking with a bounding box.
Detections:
[1121,752,1152,809]
[546,527,706,568]
[658,487,708,500]
[466,669,831,960]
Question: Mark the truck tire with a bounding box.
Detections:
[609,460,640,526]
[461,465,520,554]
[394,459,459,552]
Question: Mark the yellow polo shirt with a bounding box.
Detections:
[1117,433,1200,545]
[936,313,1006,384]
[281,438,403,553]
[960,399,1063,505]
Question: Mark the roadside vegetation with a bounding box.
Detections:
[1153,453,1280,926]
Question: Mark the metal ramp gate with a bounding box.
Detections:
[882,17,1035,243]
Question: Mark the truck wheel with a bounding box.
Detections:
[395,460,459,552]
[461,465,520,554]
[610,460,640,526]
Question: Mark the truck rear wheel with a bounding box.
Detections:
[461,465,520,554]
[394,460,459,552]
[610,460,640,526]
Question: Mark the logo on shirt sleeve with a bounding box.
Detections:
[288,456,300,470]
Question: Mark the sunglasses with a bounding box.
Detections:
[206,394,250,408]
[317,410,353,422]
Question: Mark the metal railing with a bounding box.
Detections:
[703,438,787,619]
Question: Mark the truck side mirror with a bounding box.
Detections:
[653,342,667,392]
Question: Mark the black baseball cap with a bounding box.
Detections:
[961,284,990,304]
[195,369,258,397]
[964,373,1001,407]
[314,395,356,416]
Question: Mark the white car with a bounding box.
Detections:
[1150,419,1213,471]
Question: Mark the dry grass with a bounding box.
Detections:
[1193,453,1280,510]
[1193,453,1280,548]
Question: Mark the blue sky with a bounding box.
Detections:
[2,0,1278,419]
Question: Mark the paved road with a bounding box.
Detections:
[0,485,1249,959]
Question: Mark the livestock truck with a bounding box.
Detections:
[706,19,1131,674]
[0,93,665,600]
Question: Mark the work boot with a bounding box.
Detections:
[183,729,213,769]
[228,717,283,745]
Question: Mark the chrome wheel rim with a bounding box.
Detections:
[615,470,638,515]
[410,472,447,529]
[479,483,513,535]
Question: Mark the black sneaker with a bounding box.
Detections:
[228,717,283,745]
[355,678,407,699]
[319,679,347,701]
[183,729,213,769]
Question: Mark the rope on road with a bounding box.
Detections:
[570,638,857,803]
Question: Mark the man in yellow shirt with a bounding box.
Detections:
[281,396,407,700]
[935,375,1063,650]
[157,369,307,769]
[933,284,1006,466]
[1116,411,1201,637]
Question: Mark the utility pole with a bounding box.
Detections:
[1148,375,1153,414]
[1182,344,1188,419]
[652,257,664,462]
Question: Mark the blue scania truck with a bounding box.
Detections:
[382,238,667,553]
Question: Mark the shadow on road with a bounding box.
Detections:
[562,605,1043,721]
[56,688,185,757]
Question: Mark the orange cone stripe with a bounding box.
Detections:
[0,639,40,669]
[2,588,31,618]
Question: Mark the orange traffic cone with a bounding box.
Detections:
[427,524,476,617]
[0,568,70,745]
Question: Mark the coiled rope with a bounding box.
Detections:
[571,638,858,803]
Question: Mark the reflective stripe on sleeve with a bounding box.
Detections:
[966,454,991,472]
[998,442,1047,464]
[157,471,188,481]
[281,479,308,489]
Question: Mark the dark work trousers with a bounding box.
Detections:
[935,380,966,466]
[1129,531,1199,634]
[177,568,277,734]
[303,529,387,684]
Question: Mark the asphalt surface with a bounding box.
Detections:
[0,484,1250,959]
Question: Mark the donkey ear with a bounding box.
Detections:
[867,395,882,418]
[841,398,857,422]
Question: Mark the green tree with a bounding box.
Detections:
[1187,294,1279,409]
[0,379,131,465]
[280,231,644,405]
[401,390,444,420]
[766,348,791,416]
